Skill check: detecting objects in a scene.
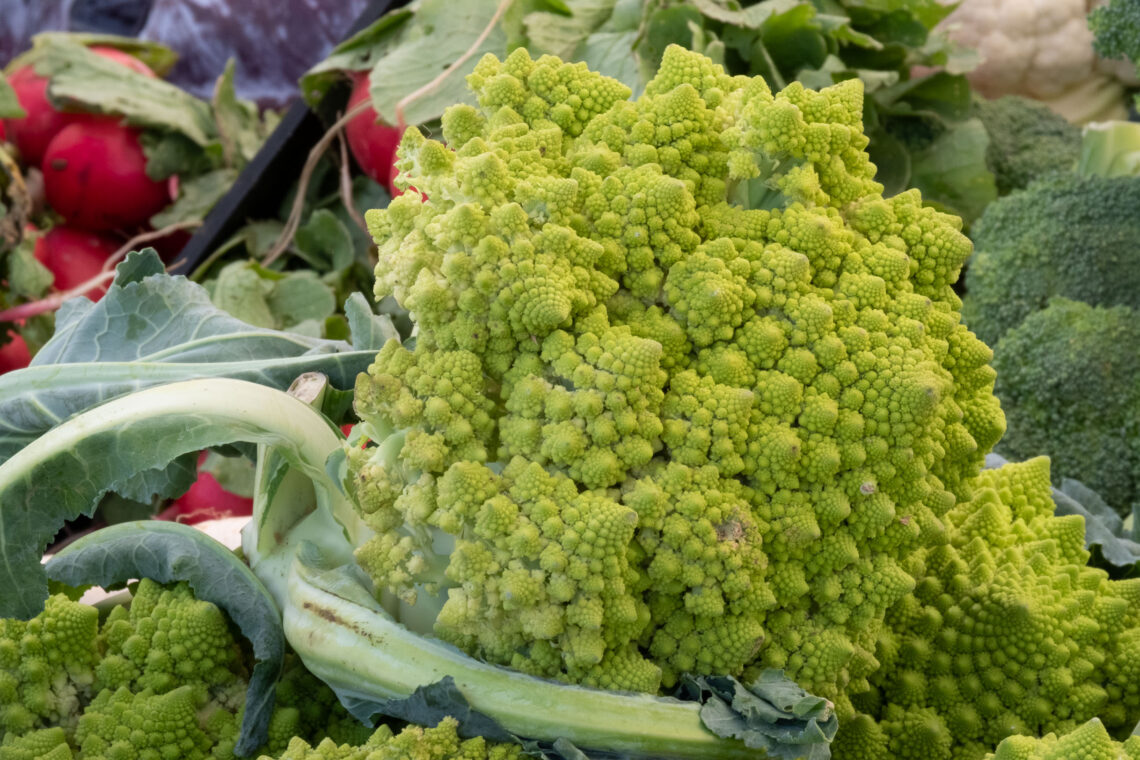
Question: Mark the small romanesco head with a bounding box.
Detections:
[834,458,1140,759]
[0,581,375,758]
[354,44,1004,709]
[986,718,1140,760]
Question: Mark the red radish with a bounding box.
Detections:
[86,46,156,77]
[4,47,154,167]
[0,120,6,142]
[42,120,170,231]
[156,451,254,524]
[0,332,31,373]
[33,226,121,299]
[345,72,403,188]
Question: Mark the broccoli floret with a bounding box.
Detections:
[838,457,1140,756]
[990,298,1140,516]
[353,44,1003,714]
[972,95,1081,195]
[986,718,1140,760]
[1090,0,1140,77]
[962,173,1140,346]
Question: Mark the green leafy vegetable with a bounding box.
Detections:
[32,38,216,145]
[0,251,376,461]
[0,74,26,119]
[0,376,346,620]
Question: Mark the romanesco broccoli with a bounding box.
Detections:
[0,580,370,759]
[352,43,1004,720]
[834,457,1140,757]
[262,717,521,760]
[986,718,1140,760]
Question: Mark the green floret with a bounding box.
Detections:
[354,43,1005,720]
[0,727,73,759]
[262,717,523,760]
[971,96,1081,195]
[1090,0,1140,85]
[985,718,1140,760]
[1,582,371,758]
[0,594,98,736]
[96,579,245,695]
[841,458,1140,758]
[990,298,1140,516]
[961,173,1140,347]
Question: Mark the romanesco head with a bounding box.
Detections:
[986,718,1140,760]
[0,594,98,737]
[843,458,1140,758]
[355,45,1002,702]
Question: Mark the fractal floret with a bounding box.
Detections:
[985,718,1140,760]
[0,581,369,759]
[834,457,1140,759]
[353,44,1004,721]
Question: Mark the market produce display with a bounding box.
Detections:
[0,33,276,370]
[1,1,1140,759]
[963,121,1140,518]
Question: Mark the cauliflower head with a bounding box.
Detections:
[352,45,1004,716]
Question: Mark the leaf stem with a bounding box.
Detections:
[0,220,201,323]
[392,0,513,132]
[261,100,372,267]
[337,129,369,234]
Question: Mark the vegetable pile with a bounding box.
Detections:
[1,9,1139,760]
[0,34,275,371]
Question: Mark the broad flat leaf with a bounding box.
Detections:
[0,74,26,119]
[575,31,642,93]
[0,250,377,460]
[265,273,338,328]
[679,673,837,759]
[0,377,344,621]
[36,39,216,146]
[524,0,617,59]
[345,292,400,351]
[141,130,215,181]
[691,0,803,29]
[908,118,996,224]
[201,449,257,498]
[150,168,237,228]
[45,520,285,755]
[209,261,277,328]
[642,5,702,67]
[6,239,54,298]
[294,208,356,272]
[368,0,509,126]
[300,7,415,104]
[211,59,263,167]
[19,32,180,76]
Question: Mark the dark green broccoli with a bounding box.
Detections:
[992,298,1140,516]
[1090,0,1140,76]
[972,95,1082,195]
[961,172,1140,346]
